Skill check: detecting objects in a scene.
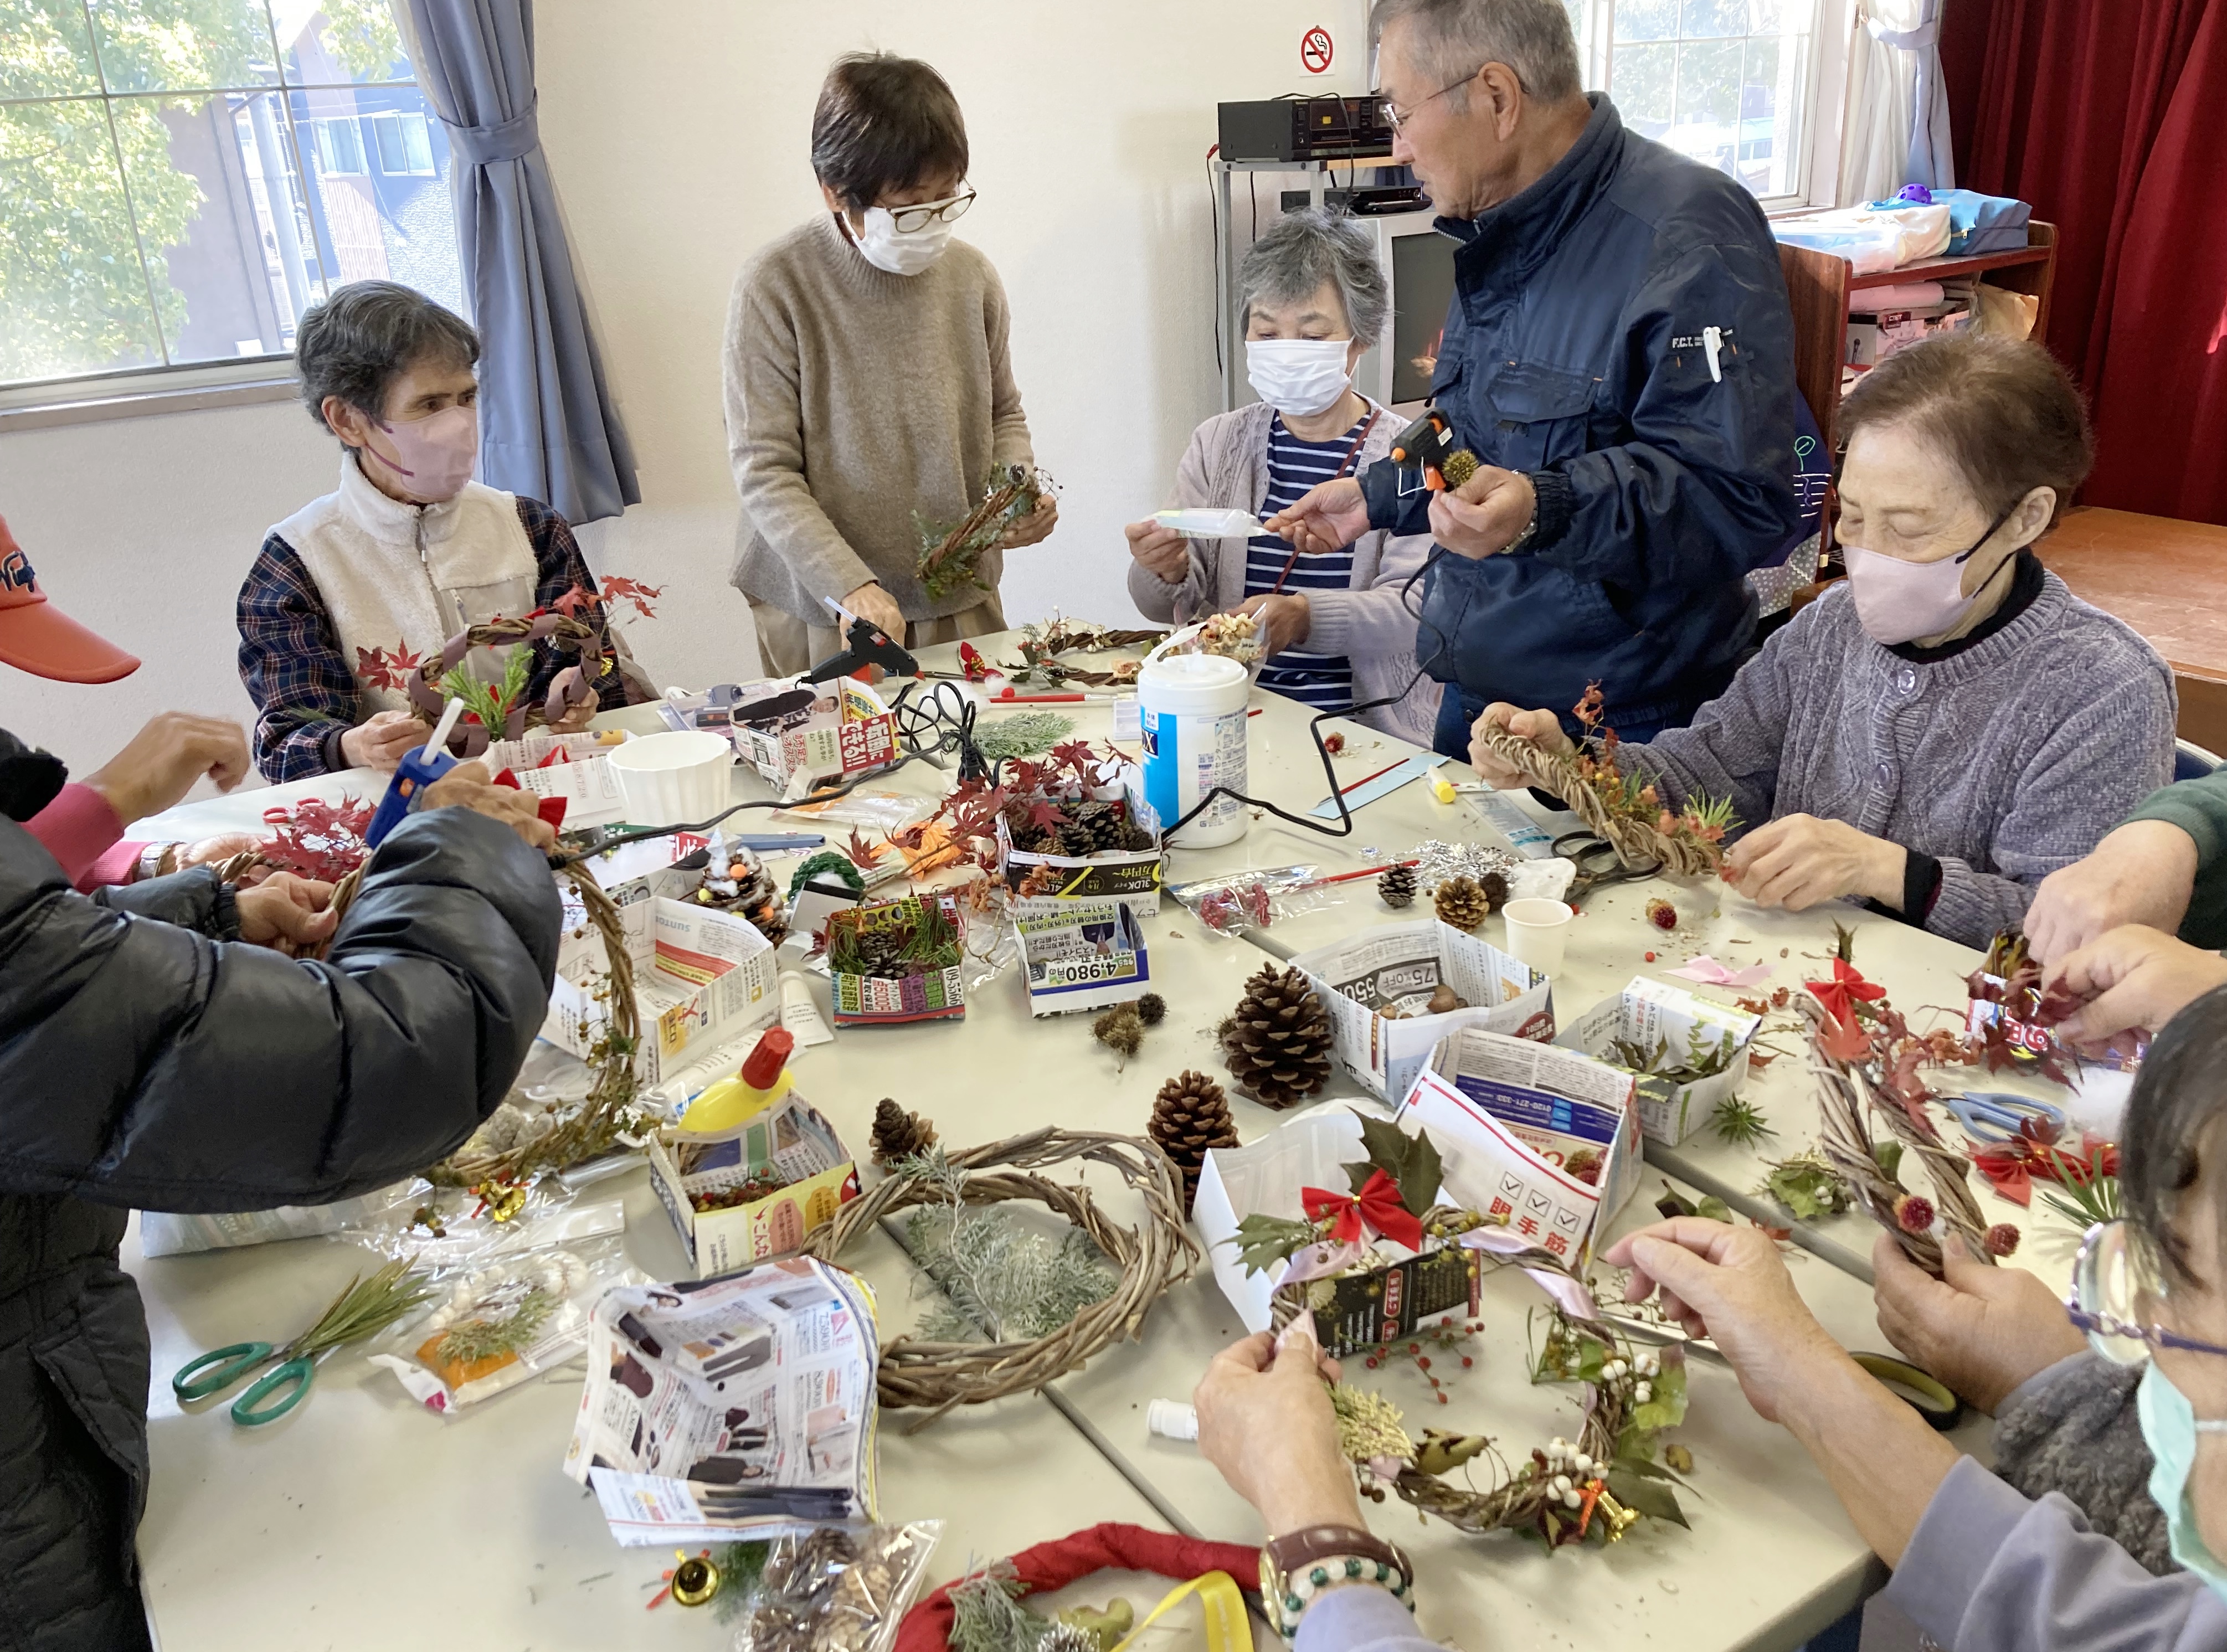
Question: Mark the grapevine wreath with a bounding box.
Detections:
[799,1128,1197,1428]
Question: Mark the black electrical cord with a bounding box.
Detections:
[549,678,994,867]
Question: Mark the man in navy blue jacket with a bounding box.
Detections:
[1268,0,1800,754]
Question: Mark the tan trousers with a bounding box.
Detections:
[749,594,1007,678]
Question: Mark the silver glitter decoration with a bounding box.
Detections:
[1407,840,1520,894]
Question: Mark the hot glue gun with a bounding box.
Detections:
[364,699,465,849]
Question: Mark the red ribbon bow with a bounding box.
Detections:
[1301,1170,1424,1252]
[1806,957,1885,1030]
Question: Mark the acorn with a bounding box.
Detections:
[1426,984,1466,1015]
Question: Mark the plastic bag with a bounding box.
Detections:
[728,1521,942,1652]
[1164,865,1334,939]
[138,1180,420,1258]
[368,1230,643,1413]
[342,1176,626,1269]
[779,790,933,834]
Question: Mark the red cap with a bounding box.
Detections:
[0,517,140,683]
[741,1027,795,1089]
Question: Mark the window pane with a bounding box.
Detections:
[311,114,362,172]
[287,83,462,313]
[110,90,305,360]
[85,0,277,94]
[1615,0,1680,43]
[1680,0,1748,38]
[369,109,433,175]
[278,1,409,86]
[1609,41,1675,133]
[1,1,106,99]
[1675,38,1742,128]
[0,99,165,379]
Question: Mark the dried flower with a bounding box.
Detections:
[1647,898,1678,931]
[1985,1222,2022,1258]
[1324,733,1346,755]
[1328,1382,1413,1465]
[1894,1193,1937,1234]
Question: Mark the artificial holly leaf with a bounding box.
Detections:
[1655,1183,1697,1221]
[1871,1139,1905,1180]
[1607,1452,1694,1490]
[1832,920,1857,964]
[1696,1194,1733,1224]
[1349,1113,1443,1217]
[1604,1468,1689,1529]
[1222,1214,1320,1277]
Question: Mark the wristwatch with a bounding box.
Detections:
[1258,1525,1416,1640]
[135,842,181,882]
[1500,510,1539,555]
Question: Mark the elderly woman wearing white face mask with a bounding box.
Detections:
[1468,333,2174,948]
[1124,209,1439,744]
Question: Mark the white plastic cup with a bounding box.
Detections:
[1502,896,1574,976]
[605,729,733,828]
[1138,648,1250,848]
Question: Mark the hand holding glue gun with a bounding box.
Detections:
[364,700,559,853]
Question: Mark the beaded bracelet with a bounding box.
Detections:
[1271,1553,1415,1640]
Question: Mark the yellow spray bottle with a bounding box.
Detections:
[677,1027,795,1134]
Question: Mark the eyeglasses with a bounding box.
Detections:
[883,188,976,234]
[2068,1220,2227,1366]
[1375,71,1479,133]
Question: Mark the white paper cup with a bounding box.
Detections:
[1501,897,1574,976]
[605,729,733,827]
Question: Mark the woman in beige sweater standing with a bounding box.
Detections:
[725,53,1055,675]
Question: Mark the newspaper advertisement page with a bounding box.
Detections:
[1292,921,1553,1099]
[565,1258,880,1545]
[1561,977,1760,1146]
[1398,1030,1640,1264]
[1016,896,1149,1015]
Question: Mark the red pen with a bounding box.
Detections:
[994,688,1087,704]
[1333,760,1403,797]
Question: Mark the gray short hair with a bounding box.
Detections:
[1370,0,1583,104]
[295,280,479,431]
[1239,208,1390,342]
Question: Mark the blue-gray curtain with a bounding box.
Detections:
[405,0,640,524]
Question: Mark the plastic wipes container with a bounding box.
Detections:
[605,729,732,827]
[1138,637,1249,848]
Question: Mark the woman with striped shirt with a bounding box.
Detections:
[1125,209,1439,744]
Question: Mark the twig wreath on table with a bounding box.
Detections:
[966,617,1168,688]
[1229,1116,1695,1550]
[1802,931,2018,1274]
[1468,681,1735,876]
[798,1128,1197,1429]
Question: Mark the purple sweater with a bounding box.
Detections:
[1628,572,2175,947]
[1889,1455,2226,1652]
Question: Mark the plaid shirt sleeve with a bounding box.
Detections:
[238,532,358,782]
[516,496,631,712]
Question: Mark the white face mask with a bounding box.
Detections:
[1246,338,1354,418]
[1842,505,2015,647]
[853,207,954,277]
[361,403,478,504]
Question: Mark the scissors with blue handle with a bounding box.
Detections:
[1552,830,1659,903]
[1943,1091,2067,1144]
[172,1339,326,1427]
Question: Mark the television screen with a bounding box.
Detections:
[1390,230,1457,405]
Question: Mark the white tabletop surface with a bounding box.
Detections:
[121,628,2071,1650]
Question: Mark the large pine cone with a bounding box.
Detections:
[870,1098,937,1167]
[1433,874,1491,932]
[1378,863,1418,909]
[1149,1069,1238,1214]
[1220,963,1334,1110]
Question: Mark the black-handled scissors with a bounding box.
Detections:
[1552,830,1659,903]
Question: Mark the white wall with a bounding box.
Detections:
[0,0,1369,784]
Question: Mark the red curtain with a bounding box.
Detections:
[1944,0,2227,524]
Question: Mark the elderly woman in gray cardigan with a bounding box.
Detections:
[1471,333,2175,949]
[1124,209,1439,745]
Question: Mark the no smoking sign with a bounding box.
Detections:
[1300,25,1334,73]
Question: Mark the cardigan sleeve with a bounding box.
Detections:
[237,531,357,782]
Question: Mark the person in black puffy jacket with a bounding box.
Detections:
[0,545,565,1650]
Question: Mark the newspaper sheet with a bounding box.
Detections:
[565,1257,880,1545]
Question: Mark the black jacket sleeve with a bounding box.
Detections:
[0,807,560,1213]
[91,866,236,938]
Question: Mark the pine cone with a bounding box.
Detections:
[1074,800,1124,854]
[1434,874,1491,931]
[1055,821,1098,858]
[1378,863,1418,908]
[854,930,905,977]
[870,1098,937,1167]
[1220,963,1334,1109]
[729,852,790,947]
[1150,1070,1238,1213]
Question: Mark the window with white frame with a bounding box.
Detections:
[0,2,464,390]
[1566,0,1832,208]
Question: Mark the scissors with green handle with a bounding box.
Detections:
[172,1340,332,1426]
[170,1259,434,1428]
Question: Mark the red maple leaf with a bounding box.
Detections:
[352,640,423,693]
[845,828,886,869]
[1818,1011,1872,1064]
[600,575,663,620]
[1027,799,1067,834]
[258,794,374,882]
[549,583,596,619]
